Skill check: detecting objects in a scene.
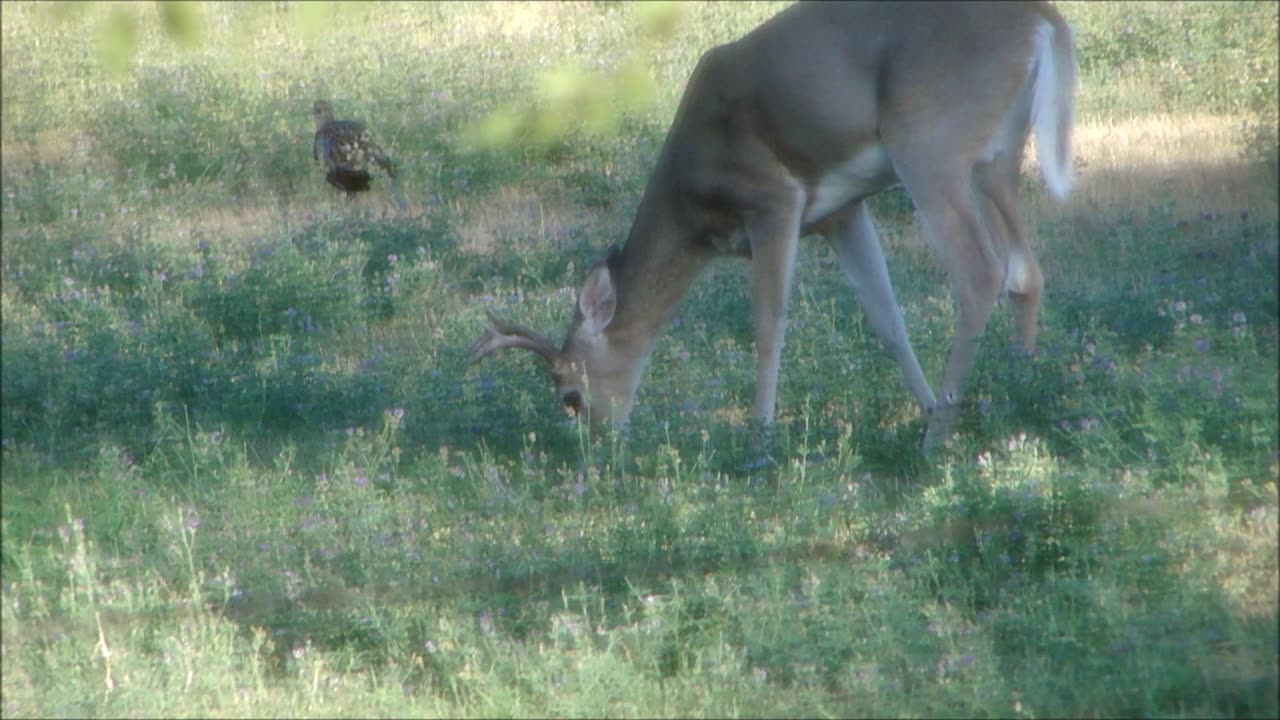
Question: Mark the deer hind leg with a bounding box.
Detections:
[897,162,1006,449]
[829,200,936,412]
[974,151,1042,351]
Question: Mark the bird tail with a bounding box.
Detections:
[374,151,396,180]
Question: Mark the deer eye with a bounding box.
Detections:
[561,391,584,416]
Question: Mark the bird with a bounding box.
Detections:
[312,100,398,200]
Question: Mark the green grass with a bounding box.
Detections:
[3,1,1277,717]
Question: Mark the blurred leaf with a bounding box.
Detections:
[335,0,373,20]
[466,8,673,150]
[530,105,569,146]
[157,1,202,48]
[635,1,685,41]
[45,1,91,23]
[539,65,589,106]
[460,107,524,152]
[581,91,617,137]
[296,0,334,40]
[97,5,139,79]
[615,59,657,111]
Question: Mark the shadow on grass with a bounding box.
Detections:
[198,452,1277,717]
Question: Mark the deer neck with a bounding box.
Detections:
[605,180,711,355]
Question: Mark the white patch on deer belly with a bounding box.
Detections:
[803,144,895,224]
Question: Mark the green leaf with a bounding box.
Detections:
[158,1,202,48]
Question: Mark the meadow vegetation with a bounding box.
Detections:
[2,1,1277,716]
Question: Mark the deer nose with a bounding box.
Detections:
[561,390,584,417]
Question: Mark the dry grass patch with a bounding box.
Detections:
[0,129,96,175]
[454,182,616,256]
[1029,113,1277,223]
[410,1,591,54]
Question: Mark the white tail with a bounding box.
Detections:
[1029,19,1076,202]
[472,1,1077,451]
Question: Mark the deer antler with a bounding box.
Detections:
[469,310,561,367]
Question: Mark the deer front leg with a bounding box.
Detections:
[745,186,805,460]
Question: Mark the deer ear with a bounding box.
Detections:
[577,263,617,336]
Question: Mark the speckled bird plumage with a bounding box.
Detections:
[312,100,396,195]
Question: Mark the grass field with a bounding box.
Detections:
[2,1,1277,717]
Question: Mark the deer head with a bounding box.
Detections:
[469,256,649,429]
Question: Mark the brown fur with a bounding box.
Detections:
[473,1,1076,450]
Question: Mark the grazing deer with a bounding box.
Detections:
[471,1,1076,451]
